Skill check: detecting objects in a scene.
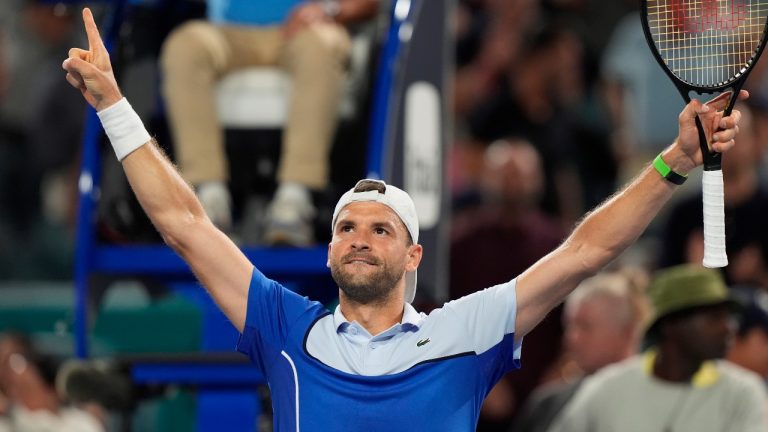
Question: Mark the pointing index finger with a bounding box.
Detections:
[82,8,106,55]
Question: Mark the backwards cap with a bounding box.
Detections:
[331,179,419,303]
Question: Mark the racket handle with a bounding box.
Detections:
[702,170,728,268]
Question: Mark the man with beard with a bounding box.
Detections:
[549,265,768,432]
[62,8,747,431]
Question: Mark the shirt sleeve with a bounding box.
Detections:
[729,372,768,432]
[442,278,523,368]
[236,267,318,360]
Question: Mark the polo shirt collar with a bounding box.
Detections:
[334,303,422,335]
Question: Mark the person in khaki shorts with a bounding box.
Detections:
[160,0,379,245]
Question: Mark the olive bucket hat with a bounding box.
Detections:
[646,265,739,336]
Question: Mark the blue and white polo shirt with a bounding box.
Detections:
[237,268,523,431]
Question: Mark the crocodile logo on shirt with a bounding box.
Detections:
[416,338,431,347]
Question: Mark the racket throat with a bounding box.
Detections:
[694,116,723,171]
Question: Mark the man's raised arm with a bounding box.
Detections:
[514,92,746,338]
[63,8,252,332]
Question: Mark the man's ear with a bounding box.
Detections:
[326,243,332,268]
[406,244,423,272]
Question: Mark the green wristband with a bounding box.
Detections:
[653,152,687,185]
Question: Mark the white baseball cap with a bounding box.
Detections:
[331,179,419,303]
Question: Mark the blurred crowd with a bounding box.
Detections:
[450,0,768,429]
[1,0,768,430]
[0,0,84,279]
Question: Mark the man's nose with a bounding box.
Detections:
[350,232,371,250]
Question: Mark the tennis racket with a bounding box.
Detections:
[640,0,768,268]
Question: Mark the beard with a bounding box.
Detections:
[330,253,404,305]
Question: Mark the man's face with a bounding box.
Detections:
[565,296,634,374]
[668,304,735,361]
[328,202,421,305]
[736,327,768,378]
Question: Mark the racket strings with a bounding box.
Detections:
[648,0,768,86]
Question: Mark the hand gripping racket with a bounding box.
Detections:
[640,0,768,267]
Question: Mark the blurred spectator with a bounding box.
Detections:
[549,265,768,432]
[466,25,585,226]
[2,0,84,230]
[451,139,565,430]
[660,102,768,285]
[25,1,86,225]
[541,0,635,58]
[0,0,84,278]
[512,268,650,432]
[453,0,540,118]
[0,31,7,101]
[0,333,104,432]
[728,286,768,383]
[160,0,378,245]
[750,97,768,184]
[601,11,684,180]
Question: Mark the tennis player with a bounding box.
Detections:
[62,8,747,431]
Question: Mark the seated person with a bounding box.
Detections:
[549,265,768,432]
[512,269,650,432]
[160,0,379,245]
[0,333,104,432]
[727,286,768,383]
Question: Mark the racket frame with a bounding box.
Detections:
[639,0,768,170]
[639,0,768,267]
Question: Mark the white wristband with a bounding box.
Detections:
[97,98,152,161]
